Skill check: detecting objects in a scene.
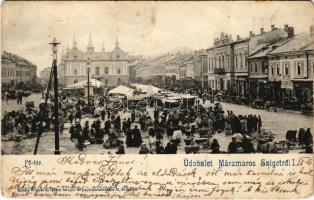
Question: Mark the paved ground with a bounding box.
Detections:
[1,94,313,155]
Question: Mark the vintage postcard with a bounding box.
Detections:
[1,1,313,199]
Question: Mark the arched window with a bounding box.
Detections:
[95,66,100,75]
[117,68,121,74]
[104,67,108,74]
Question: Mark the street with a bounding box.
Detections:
[1,94,313,155]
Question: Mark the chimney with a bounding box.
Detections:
[310,25,314,37]
[284,25,294,38]
[249,31,255,37]
[260,27,264,34]
[236,35,241,41]
[287,27,294,37]
[271,24,275,31]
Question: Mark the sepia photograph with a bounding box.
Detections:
[1,1,313,155]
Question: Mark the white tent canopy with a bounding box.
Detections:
[131,84,161,95]
[64,79,103,89]
[108,85,134,97]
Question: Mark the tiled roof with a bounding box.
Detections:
[249,29,288,55]
[249,38,291,58]
[2,51,36,67]
[268,32,313,54]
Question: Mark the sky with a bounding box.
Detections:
[2,1,314,74]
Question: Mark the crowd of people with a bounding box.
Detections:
[1,90,313,154]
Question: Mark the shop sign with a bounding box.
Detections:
[281,80,293,89]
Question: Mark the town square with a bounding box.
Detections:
[1,1,313,155]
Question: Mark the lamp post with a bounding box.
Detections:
[86,59,91,111]
[49,38,61,155]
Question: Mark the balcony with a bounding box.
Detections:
[214,68,225,74]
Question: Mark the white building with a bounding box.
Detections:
[61,36,129,87]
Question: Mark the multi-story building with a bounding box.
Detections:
[233,37,250,96]
[39,67,52,83]
[62,36,129,87]
[248,25,289,100]
[1,51,37,91]
[268,31,314,105]
[206,32,234,92]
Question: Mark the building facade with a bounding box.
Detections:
[62,36,129,87]
[1,51,37,91]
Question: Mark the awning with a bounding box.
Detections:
[131,84,161,95]
[108,85,134,97]
[64,79,103,89]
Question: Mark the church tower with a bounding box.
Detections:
[87,33,94,53]
[73,35,77,49]
[115,37,120,49]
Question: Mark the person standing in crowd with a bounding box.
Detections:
[116,140,125,154]
[122,118,127,137]
[211,139,220,153]
[155,141,165,154]
[228,137,238,153]
[133,125,142,147]
[165,140,177,154]
[104,119,111,135]
[139,144,150,154]
[82,121,90,141]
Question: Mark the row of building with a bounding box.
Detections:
[1,51,37,91]
[136,24,314,106]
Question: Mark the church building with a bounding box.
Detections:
[61,35,129,87]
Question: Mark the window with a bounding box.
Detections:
[271,65,274,75]
[74,69,77,75]
[218,56,221,68]
[297,63,301,75]
[284,63,289,76]
[312,62,314,75]
[117,68,121,74]
[104,67,108,74]
[74,79,78,83]
[105,79,108,85]
[262,62,268,74]
[235,57,238,68]
[117,78,121,85]
[250,63,253,73]
[240,54,243,68]
[276,64,280,76]
[255,63,258,73]
[95,66,100,75]
[222,55,225,68]
[227,58,230,68]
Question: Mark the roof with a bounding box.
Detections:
[249,38,291,59]
[268,32,313,55]
[64,79,103,89]
[2,51,36,67]
[249,29,288,55]
[64,46,128,61]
